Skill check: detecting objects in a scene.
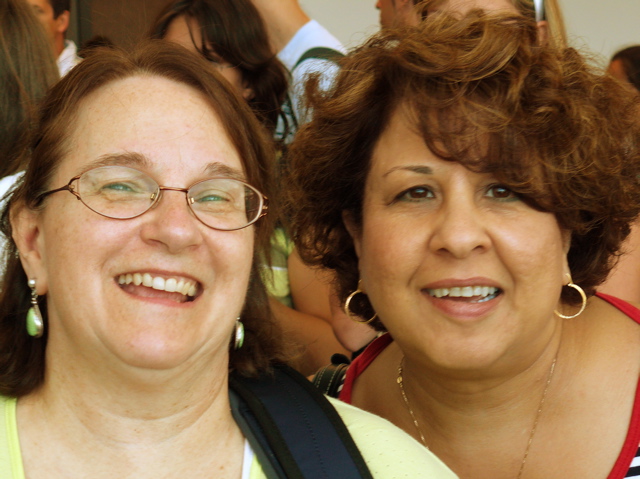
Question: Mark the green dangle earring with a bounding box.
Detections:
[233,319,244,350]
[26,278,44,338]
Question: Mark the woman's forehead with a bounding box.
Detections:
[59,75,244,180]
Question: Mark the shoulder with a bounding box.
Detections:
[0,396,21,479]
[277,20,345,71]
[328,397,458,478]
[0,172,24,201]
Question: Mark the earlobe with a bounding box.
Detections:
[11,204,48,294]
[342,210,362,258]
[241,86,255,101]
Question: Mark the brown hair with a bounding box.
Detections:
[148,0,289,139]
[415,0,567,48]
[0,41,283,396]
[0,0,59,177]
[285,13,640,324]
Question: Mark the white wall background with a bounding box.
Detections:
[300,0,640,66]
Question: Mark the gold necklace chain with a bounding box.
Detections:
[397,358,428,449]
[397,355,558,478]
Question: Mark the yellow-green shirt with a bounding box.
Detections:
[0,396,457,478]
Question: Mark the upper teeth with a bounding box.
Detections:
[117,273,198,297]
[429,286,498,298]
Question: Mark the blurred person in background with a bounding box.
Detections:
[0,0,58,182]
[25,0,80,76]
[599,45,640,304]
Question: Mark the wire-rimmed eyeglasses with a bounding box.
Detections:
[36,165,268,231]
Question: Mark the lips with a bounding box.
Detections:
[117,273,199,303]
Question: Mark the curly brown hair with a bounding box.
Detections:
[285,12,640,324]
[0,41,285,397]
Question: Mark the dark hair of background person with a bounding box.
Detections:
[148,0,289,138]
[285,12,640,326]
[50,0,70,18]
[0,40,285,397]
[0,0,59,178]
[77,34,115,58]
[611,46,640,92]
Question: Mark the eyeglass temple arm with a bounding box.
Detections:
[259,197,269,219]
[35,177,82,203]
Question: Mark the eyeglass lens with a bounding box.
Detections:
[75,166,263,230]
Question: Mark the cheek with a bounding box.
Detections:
[497,214,567,284]
[358,207,426,285]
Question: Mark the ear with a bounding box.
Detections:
[12,203,48,294]
[342,210,362,259]
[560,229,571,283]
[55,10,70,35]
[536,20,549,46]
[240,83,255,101]
[561,229,571,255]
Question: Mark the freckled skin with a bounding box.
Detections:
[27,75,255,372]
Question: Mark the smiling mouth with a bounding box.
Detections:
[117,273,199,303]
[427,286,500,303]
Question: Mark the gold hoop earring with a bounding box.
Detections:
[343,280,377,324]
[554,274,587,319]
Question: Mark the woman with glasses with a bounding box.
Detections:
[0,41,455,478]
[286,12,640,478]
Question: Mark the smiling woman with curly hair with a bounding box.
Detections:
[286,11,640,478]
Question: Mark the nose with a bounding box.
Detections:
[375,0,381,10]
[428,196,491,259]
[140,189,204,253]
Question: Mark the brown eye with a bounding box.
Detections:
[486,185,518,201]
[396,186,434,202]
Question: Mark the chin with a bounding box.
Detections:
[112,333,214,371]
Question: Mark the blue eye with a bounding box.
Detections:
[486,184,518,201]
[197,194,228,203]
[102,182,136,192]
[193,188,232,203]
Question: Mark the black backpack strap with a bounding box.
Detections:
[293,46,345,71]
[312,353,350,398]
[229,364,373,479]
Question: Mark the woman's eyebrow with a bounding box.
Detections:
[383,165,434,178]
[203,162,246,180]
[81,152,151,171]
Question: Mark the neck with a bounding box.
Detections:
[17,352,243,477]
[398,322,563,447]
[22,337,237,443]
[54,35,66,58]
